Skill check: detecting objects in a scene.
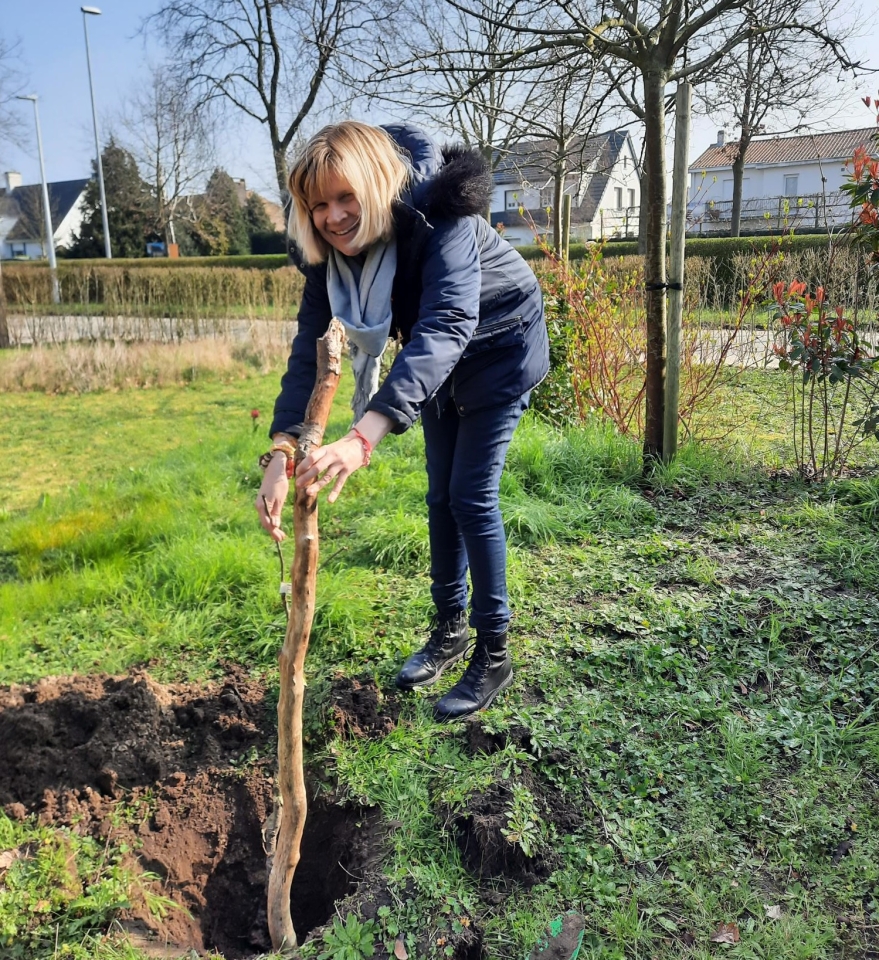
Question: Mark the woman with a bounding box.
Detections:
[256,121,549,722]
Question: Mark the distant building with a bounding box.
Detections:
[0,172,89,259]
[688,127,874,233]
[253,191,286,232]
[490,129,641,245]
[231,176,286,231]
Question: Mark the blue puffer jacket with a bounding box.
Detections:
[269,124,550,437]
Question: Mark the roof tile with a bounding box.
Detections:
[689,127,876,171]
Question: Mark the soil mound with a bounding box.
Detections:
[0,667,266,811]
[0,667,385,958]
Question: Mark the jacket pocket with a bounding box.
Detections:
[462,315,524,357]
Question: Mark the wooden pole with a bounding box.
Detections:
[663,81,691,462]
[267,318,345,953]
[0,259,10,350]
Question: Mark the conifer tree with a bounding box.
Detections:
[69,139,156,258]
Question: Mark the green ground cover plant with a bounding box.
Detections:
[0,814,173,960]
[1,359,878,959]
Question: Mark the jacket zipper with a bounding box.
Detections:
[469,314,524,342]
[451,314,525,404]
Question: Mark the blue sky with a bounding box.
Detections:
[3,1,877,201]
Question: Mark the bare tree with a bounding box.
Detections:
[0,33,28,350]
[0,34,27,158]
[371,0,630,239]
[505,60,627,248]
[698,9,857,237]
[118,67,216,247]
[438,0,862,462]
[373,0,534,179]
[144,0,395,201]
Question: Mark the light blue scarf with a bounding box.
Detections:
[326,238,397,421]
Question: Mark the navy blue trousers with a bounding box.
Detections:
[422,392,530,635]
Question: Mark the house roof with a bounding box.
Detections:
[493,129,628,183]
[3,179,89,242]
[690,127,876,171]
[492,129,632,226]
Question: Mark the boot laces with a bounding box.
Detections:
[423,614,463,656]
[461,642,490,685]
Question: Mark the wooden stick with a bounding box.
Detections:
[267,318,345,953]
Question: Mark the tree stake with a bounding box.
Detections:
[267,318,345,952]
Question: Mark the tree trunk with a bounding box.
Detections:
[266,318,345,953]
[273,138,290,207]
[552,163,565,252]
[637,166,649,255]
[0,259,9,350]
[730,150,744,237]
[482,143,494,222]
[641,64,669,464]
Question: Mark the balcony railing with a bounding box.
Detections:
[692,192,853,231]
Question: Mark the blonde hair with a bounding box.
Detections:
[287,121,409,264]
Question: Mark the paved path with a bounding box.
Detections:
[7,314,781,367]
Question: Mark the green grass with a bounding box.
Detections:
[0,812,174,959]
[1,361,878,958]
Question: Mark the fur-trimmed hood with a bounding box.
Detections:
[382,123,492,221]
[421,144,493,219]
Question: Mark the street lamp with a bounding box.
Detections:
[81,5,112,258]
[16,94,61,304]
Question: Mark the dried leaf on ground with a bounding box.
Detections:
[0,848,23,872]
[764,904,783,920]
[710,922,741,943]
[394,936,409,959]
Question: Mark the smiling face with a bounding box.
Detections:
[308,172,364,257]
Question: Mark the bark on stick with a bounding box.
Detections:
[267,317,345,952]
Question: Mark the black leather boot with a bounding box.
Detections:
[395,611,470,691]
[433,630,512,722]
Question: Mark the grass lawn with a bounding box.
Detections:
[1,362,878,959]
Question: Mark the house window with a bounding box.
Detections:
[784,175,799,197]
[505,190,521,210]
[628,189,636,209]
[615,187,623,209]
[539,185,554,207]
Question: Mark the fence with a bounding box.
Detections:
[691,192,853,234]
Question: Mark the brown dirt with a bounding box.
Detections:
[527,912,586,960]
[327,672,403,739]
[0,667,392,958]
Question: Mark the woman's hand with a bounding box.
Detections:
[295,433,366,504]
[256,453,290,541]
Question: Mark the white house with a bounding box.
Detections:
[688,127,874,233]
[0,172,89,259]
[490,129,641,245]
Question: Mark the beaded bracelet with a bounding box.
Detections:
[259,439,297,474]
[270,439,297,459]
[350,427,372,467]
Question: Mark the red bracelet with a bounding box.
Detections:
[350,427,372,467]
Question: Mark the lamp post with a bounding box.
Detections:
[81,5,112,259]
[16,94,61,304]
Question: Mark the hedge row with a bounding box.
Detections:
[11,254,292,271]
[513,232,852,262]
[3,263,304,317]
[6,232,848,273]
